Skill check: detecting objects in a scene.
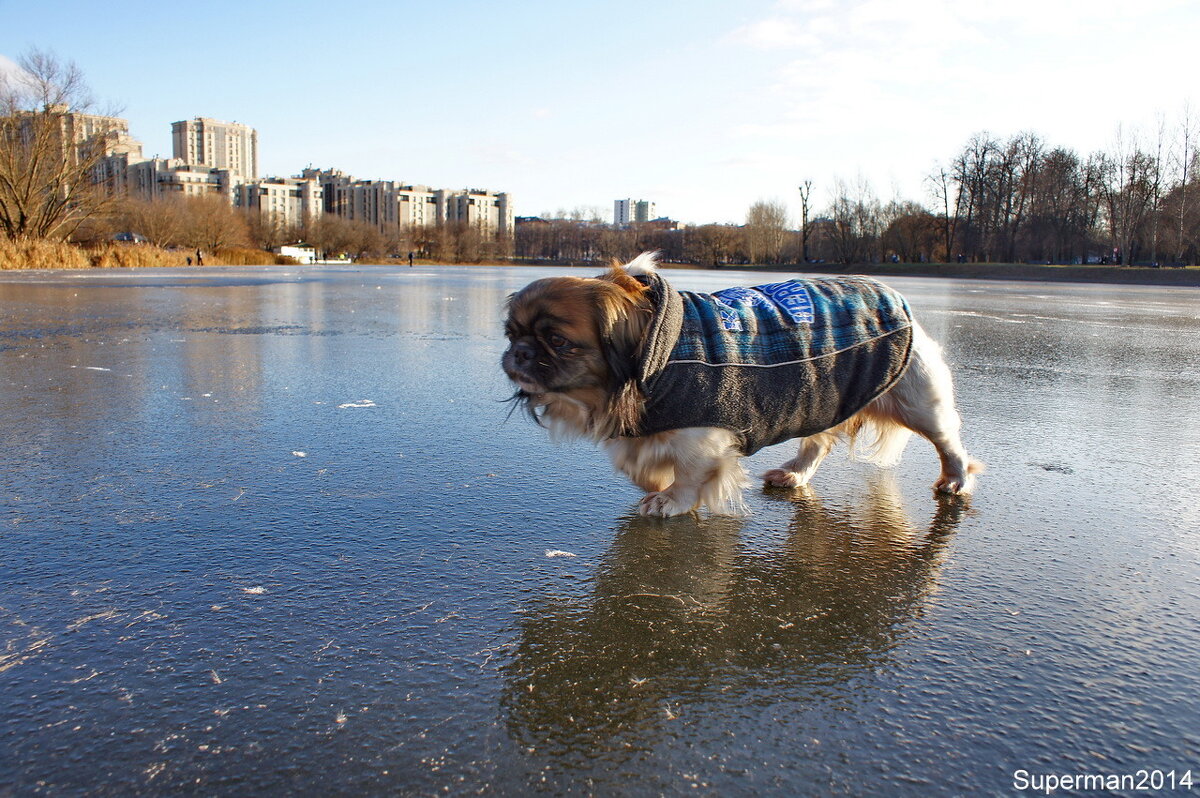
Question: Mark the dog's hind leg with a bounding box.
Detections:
[763,431,838,488]
[871,323,982,494]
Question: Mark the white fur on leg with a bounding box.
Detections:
[605,427,748,517]
[863,321,981,495]
[763,431,838,488]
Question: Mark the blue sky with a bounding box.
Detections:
[2,0,1197,224]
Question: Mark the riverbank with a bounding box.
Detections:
[505,256,1200,286]
[729,260,1200,287]
[5,242,1199,287]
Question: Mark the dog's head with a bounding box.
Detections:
[502,254,657,437]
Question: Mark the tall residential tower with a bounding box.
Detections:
[614,198,656,226]
[171,117,258,180]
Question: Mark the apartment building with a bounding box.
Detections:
[86,117,144,194]
[237,176,323,228]
[444,189,513,236]
[6,108,143,192]
[301,168,512,238]
[614,198,656,226]
[25,109,513,239]
[303,169,399,225]
[171,117,258,180]
[51,110,137,163]
[128,158,242,200]
[397,185,440,228]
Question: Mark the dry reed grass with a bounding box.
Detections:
[87,245,185,269]
[214,247,298,266]
[0,238,90,269]
[0,239,299,270]
[0,239,187,270]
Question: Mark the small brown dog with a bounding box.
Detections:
[502,253,981,517]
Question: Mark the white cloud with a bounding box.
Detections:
[726,17,821,50]
[0,54,27,84]
[771,0,838,12]
[716,0,1200,209]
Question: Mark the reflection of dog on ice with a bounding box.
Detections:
[502,478,966,747]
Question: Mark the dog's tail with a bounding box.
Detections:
[845,414,912,468]
[622,251,660,276]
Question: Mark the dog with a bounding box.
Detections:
[502,252,981,517]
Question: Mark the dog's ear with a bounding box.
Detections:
[593,275,649,368]
[594,279,650,436]
[603,337,644,437]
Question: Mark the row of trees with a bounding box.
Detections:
[513,212,799,266]
[73,196,514,262]
[924,126,1198,265]
[517,122,1200,267]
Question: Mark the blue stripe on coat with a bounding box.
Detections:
[670,276,911,367]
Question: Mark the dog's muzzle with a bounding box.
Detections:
[503,343,543,394]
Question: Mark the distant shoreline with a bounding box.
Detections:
[504,258,1200,287]
[735,261,1200,287]
[4,254,1199,288]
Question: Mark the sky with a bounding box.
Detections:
[2,0,1197,225]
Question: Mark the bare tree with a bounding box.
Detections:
[345,219,385,261]
[1169,106,1198,263]
[881,200,938,262]
[926,164,961,261]
[744,199,789,263]
[0,50,116,241]
[181,194,249,253]
[245,209,299,252]
[1098,128,1158,265]
[303,214,389,260]
[1142,117,1168,265]
[993,132,1043,262]
[797,180,812,263]
[117,195,187,247]
[305,214,354,260]
[949,132,998,261]
[684,223,742,266]
[827,176,882,264]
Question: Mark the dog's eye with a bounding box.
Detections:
[548,333,569,349]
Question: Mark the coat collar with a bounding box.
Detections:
[633,272,684,388]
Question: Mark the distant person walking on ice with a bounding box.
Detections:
[196,249,203,266]
[408,251,414,267]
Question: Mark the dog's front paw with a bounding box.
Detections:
[638,491,694,517]
[762,468,805,488]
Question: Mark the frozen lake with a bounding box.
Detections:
[1,265,1198,795]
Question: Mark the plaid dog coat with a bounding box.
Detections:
[632,272,914,455]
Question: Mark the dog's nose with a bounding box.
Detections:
[511,340,536,365]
